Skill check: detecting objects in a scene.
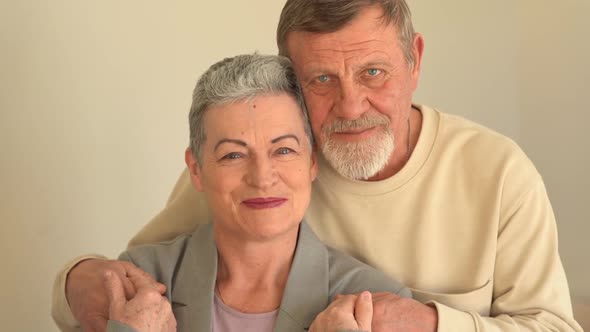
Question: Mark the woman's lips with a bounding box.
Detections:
[242,197,287,209]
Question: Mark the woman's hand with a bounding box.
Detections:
[309,291,373,332]
[104,270,176,332]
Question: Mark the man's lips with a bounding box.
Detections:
[242,197,287,209]
[331,126,378,139]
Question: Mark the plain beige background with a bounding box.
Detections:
[1,0,588,331]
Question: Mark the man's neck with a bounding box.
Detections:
[367,106,423,181]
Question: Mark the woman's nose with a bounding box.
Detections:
[245,155,278,189]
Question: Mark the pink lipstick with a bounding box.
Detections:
[242,197,287,209]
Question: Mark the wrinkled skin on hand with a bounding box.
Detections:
[104,270,176,332]
[66,259,166,332]
[309,291,373,332]
[371,292,438,332]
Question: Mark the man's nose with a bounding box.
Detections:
[245,155,278,189]
[333,79,369,120]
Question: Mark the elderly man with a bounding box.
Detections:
[52,0,582,331]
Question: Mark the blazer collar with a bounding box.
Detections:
[170,221,330,332]
[171,223,217,331]
[275,221,330,331]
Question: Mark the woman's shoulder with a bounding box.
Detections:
[326,247,412,299]
[123,233,193,263]
[119,233,194,282]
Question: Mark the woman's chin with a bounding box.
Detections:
[245,220,301,243]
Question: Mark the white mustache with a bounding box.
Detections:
[323,115,390,135]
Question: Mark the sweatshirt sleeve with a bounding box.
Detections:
[50,254,108,332]
[434,178,582,331]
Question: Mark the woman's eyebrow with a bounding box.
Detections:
[214,138,247,151]
[272,134,300,145]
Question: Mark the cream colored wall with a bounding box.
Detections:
[0,1,285,330]
[1,1,587,331]
[516,0,590,301]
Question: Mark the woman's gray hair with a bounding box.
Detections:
[188,54,313,162]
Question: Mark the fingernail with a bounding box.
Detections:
[361,291,371,301]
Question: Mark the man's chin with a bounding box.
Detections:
[321,144,392,180]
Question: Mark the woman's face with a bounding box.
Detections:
[186,93,318,242]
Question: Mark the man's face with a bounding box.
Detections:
[286,5,423,180]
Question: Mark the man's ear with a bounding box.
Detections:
[185,148,205,192]
[410,32,425,84]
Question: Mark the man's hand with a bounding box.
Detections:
[65,259,166,332]
[309,291,373,332]
[371,292,438,332]
[104,270,176,332]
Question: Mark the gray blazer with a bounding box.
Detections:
[107,221,411,332]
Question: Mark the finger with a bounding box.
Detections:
[371,292,400,303]
[165,308,177,332]
[354,291,373,331]
[333,294,358,312]
[106,261,137,299]
[332,293,357,302]
[123,263,166,293]
[370,292,391,299]
[121,275,137,299]
[80,316,108,332]
[103,271,126,316]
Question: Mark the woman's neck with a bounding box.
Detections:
[213,225,299,313]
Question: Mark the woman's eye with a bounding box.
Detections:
[277,147,294,155]
[222,152,242,160]
[317,75,329,83]
[367,68,381,76]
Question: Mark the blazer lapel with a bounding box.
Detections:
[274,221,330,331]
[171,223,218,332]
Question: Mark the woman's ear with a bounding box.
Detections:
[310,143,319,181]
[185,148,205,192]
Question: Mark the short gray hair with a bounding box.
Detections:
[277,0,416,69]
[188,54,313,162]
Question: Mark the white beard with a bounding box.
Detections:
[320,115,395,180]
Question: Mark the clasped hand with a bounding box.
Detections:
[66,259,175,332]
[310,291,438,332]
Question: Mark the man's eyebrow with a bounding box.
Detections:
[364,60,393,68]
[214,138,247,151]
[272,134,300,145]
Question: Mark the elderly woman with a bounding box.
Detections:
[104,54,410,332]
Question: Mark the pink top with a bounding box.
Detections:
[212,293,278,332]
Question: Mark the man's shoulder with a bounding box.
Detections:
[326,247,411,299]
[438,109,519,149]
[429,107,534,170]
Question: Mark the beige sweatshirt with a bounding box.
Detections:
[52,105,582,331]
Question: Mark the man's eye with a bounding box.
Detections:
[367,68,381,76]
[317,75,329,83]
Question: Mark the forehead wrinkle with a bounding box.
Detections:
[342,38,388,48]
[341,49,392,68]
[309,38,385,53]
